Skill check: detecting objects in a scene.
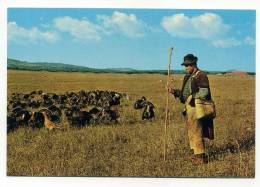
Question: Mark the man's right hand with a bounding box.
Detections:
[166,86,181,98]
[173,89,181,98]
[166,86,174,94]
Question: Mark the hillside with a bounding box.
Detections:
[7,58,97,72]
[7,58,186,74]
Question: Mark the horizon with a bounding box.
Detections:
[7,57,255,73]
[8,8,256,72]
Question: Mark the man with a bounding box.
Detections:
[168,54,214,164]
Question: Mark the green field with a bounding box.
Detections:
[7,70,255,177]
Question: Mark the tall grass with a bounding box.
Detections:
[7,70,255,177]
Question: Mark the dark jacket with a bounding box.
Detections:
[181,69,214,140]
[180,69,212,103]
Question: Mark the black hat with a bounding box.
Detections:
[181,54,198,66]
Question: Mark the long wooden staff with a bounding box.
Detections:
[164,47,173,162]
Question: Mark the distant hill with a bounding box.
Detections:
[7,58,187,74]
[7,58,255,75]
[7,58,97,72]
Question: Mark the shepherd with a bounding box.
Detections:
[167,54,215,164]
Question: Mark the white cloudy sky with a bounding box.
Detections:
[8,9,256,72]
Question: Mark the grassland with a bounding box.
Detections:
[7,70,255,177]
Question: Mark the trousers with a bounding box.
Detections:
[185,102,205,154]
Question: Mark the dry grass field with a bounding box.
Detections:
[7,70,255,177]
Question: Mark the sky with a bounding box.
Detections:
[7,8,256,72]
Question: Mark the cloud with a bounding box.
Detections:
[53,16,102,41]
[8,22,59,44]
[244,36,255,45]
[161,13,230,39]
[97,11,147,38]
[211,38,242,48]
[53,12,149,41]
[212,36,255,48]
[161,13,254,48]
[8,12,149,45]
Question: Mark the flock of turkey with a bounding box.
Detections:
[7,90,155,133]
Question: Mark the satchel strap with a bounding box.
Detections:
[192,70,200,78]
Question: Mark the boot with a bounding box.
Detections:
[188,153,208,164]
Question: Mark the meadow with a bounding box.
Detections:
[7,70,255,177]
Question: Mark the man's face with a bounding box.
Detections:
[184,63,195,74]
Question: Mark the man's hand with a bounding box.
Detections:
[166,86,181,98]
[166,86,174,94]
[173,89,181,98]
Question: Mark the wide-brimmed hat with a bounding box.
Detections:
[181,54,198,66]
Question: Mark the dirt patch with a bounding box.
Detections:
[225,71,248,77]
